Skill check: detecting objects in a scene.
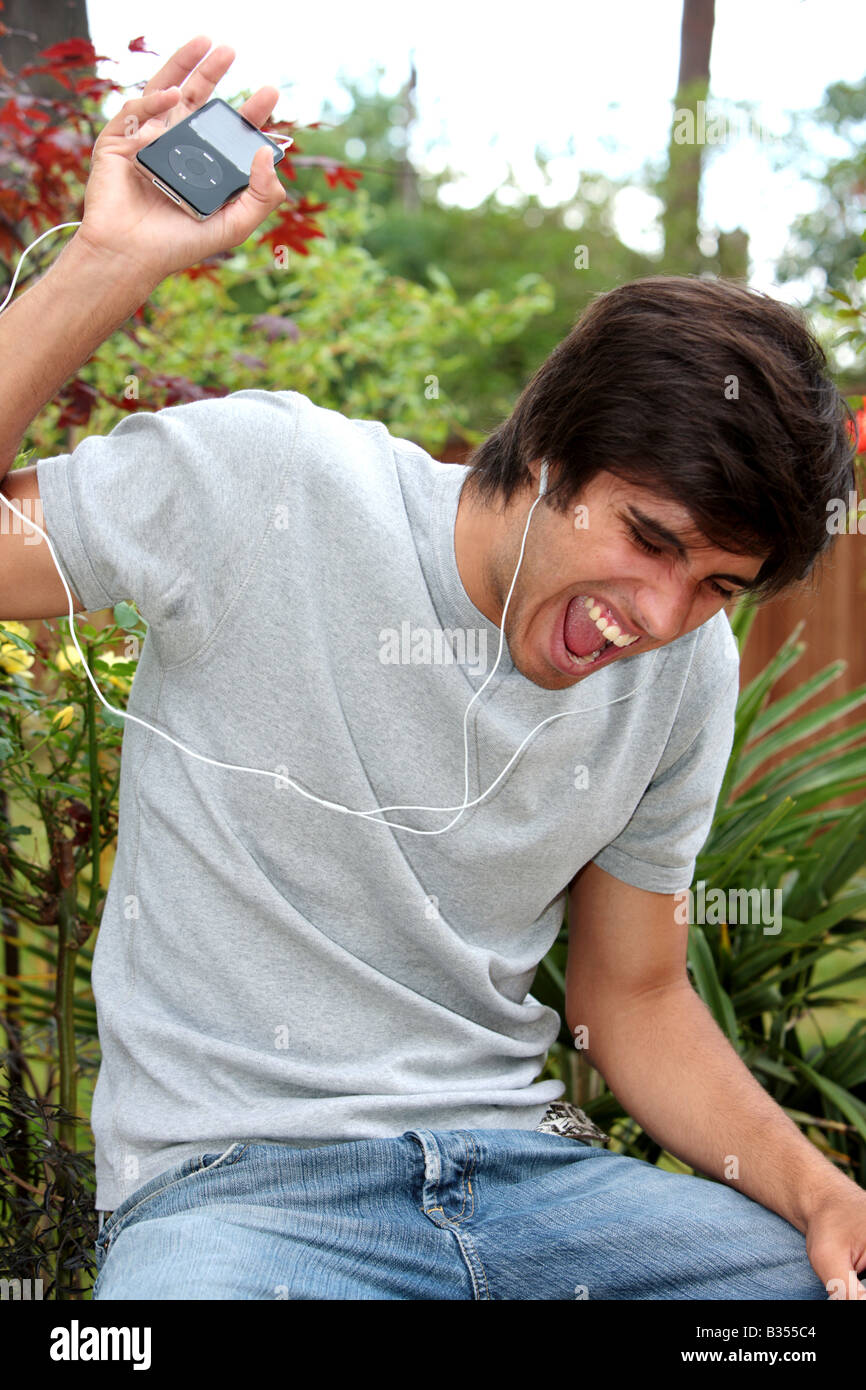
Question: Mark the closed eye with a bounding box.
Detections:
[627,523,737,600]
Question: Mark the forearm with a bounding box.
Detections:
[0,233,157,476]
[584,982,856,1233]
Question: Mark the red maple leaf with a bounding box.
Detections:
[181,261,225,284]
[74,75,123,100]
[296,195,329,215]
[0,186,29,223]
[258,194,329,256]
[263,117,297,136]
[128,36,158,56]
[0,97,38,135]
[18,63,73,90]
[55,380,99,429]
[35,39,107,66]
[147,374,228,406]
[323,164,363,191]
[20,39,111,90]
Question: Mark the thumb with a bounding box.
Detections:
[814,1246,866,1300]
[222,144,286,242]
[247,143,287,208]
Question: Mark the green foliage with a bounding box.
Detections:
[355,188,656,408]
[773,76,866,300]
[294,69,663,404]
[298,67,415,213]
[0,599,144,1296]
[539,597,866,1187]
[30,191,555,461]
[0,1077,98,1299]
[821,269,866,398]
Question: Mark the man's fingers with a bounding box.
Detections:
[245,144,287,207]
[222,147,286,242]
[237,86,281,132]
[813,1246,866,1299]
[98,86,180,142]
[141,35,213,98]
[177,43,236,113]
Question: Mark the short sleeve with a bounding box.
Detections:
[592,636,740,895]
[35,388,303,665]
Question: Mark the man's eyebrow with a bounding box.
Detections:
[623,506,757,589]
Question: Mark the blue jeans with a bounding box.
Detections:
[91,1127,827,1300]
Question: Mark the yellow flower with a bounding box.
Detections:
[0,621,35,678]
[97,650,132,691]
[52,705,76,730]
[55,642,132,691]
[55,643,83,672]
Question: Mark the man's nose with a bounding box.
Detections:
[633,583,693,645]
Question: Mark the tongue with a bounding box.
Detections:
[564,596,608,657]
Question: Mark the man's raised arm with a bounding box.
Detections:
[0,35,287,616]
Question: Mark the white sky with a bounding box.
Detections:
[85,0,864,301]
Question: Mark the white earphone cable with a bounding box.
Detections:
[0,221,659,835]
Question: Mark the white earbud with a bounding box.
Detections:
[538,459,549,497]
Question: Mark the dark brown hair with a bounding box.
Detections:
[464,275,858,601]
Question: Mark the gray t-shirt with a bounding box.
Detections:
[36,388,740,1210]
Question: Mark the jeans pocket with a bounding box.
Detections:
[94,1141,249,1264]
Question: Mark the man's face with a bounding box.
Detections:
[457,464,767,692]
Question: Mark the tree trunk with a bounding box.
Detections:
[0,0,92,97]
[398,54,420,214]
[660,0,715,274]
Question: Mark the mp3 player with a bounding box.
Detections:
[135,97,288,220]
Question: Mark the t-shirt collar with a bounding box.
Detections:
[430,464,515,675]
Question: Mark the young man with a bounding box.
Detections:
[1,37,864,1301]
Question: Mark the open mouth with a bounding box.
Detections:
[561,594,641,667]
[563,635,615,666]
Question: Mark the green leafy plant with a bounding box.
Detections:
[0,596,143,1296]
[26,190,555,466]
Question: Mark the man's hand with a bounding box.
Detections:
[75,34,287,286]
[805,1181,866,1300]
[0,36,288,475]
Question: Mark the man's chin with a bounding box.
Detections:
[511,649,594,691]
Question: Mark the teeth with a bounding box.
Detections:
[578,595,640,646]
